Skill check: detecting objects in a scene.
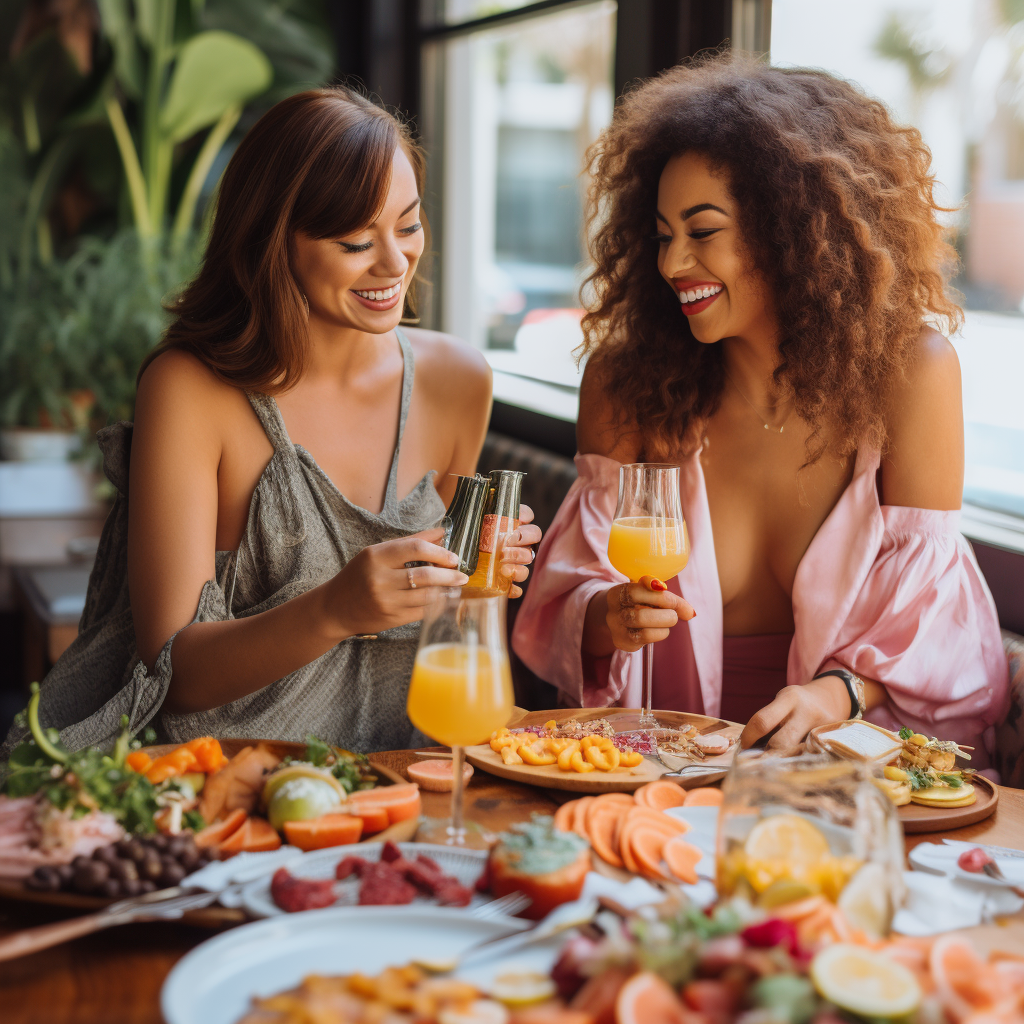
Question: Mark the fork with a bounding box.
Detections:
[981,861,1024,898]
[0,884,232,963]
[470,892,532,920]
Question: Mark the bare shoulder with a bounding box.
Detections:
[402,327,491,402]
[881,327,963,510]
[577,356,640,460]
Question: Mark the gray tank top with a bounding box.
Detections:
[2,329,446,758]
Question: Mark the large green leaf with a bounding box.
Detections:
[159,31,271,143]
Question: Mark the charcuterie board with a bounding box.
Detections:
[464,708,741,793]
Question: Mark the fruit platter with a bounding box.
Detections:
[0,686,420,923]
[465,708,741,793]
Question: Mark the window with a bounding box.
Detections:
[420,1,616,416]
[772,0,1024,535]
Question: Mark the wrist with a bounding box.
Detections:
[813,669,865,719]
[315,581,358,644]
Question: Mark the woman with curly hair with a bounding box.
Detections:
[513,57,1008,764]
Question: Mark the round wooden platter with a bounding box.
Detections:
[0,738,414,925]
[464,708,742,794]
[898,774,999,833]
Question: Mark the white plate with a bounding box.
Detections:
[663,806,718,878]
[241,842,489,918]
[162,906,539,1024]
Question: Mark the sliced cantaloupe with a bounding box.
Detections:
[553,799,578,833]
[634,780,687,812]
[662,836,703,884]
[629,827,669,881]
[241,815,283,852]
[283,813,364,851]
[571,797,595,839]
[350,783,421,825]
[194,807,247,849]
[588,806,627,869]
[683,787,723,807]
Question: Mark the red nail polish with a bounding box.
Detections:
[650,578,667,591]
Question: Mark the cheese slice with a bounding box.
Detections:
[909,783,976,807]
[815,721,904,763]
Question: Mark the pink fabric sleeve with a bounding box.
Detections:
[822,506,1009,763]
[511,454,639,707]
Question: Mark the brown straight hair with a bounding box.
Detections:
[142,87,426,394]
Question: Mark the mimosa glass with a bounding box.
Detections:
[607,463,689,729]
[407,590,514,846]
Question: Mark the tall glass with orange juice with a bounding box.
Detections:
[608,464,688,728]
[407,591,513,846]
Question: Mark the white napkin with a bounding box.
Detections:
[183,846,305,906]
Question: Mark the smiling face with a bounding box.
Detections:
[655,151,771,345]
[291,145,424,334]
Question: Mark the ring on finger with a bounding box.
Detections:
[406,569,417,590]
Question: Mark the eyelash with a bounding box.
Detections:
[339,223,422,253]
[652,228,720,244]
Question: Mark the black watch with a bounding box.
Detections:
[813,669,865,720]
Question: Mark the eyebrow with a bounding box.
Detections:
[400,197,421,218]
[655,202,728,225]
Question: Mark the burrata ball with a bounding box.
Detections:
[268,777,342,831]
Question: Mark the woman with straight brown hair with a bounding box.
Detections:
[4,87,539,755]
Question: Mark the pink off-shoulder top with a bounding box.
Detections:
[511,445,1009,769]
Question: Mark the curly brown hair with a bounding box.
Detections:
[581,54,962,460]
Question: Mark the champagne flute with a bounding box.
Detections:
[406,590,514,846]
[607,463,690,729]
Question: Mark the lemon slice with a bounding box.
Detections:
[744,814,830,862]
[883,765,908,782]
[757,879,814,910]
[836,862,891,938]
[811,944,921,1017]
[412,955,460,973]
[873,777,912,806]
[488,972,557,1007]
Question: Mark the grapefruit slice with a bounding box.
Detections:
[683,787,723,807]
[929,934,998,1019]
[553,799,578,833]
[406,759,473,792]
[663,836,703,883]
[571,797,595,839]
[588,806,626,868]
[630,827,669,880]
[634,781,687,812]
[615,970,691,1024]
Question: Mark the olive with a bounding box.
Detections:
[94,845,120,865]
[121,878,143,897]
[167,836,190,858]
[116,836,134,854]
[178,846,201,871]
[140,855,164,882]
[100,878,122,900]
[55,863,75,887]
[148,834,169,851]
[71,854,91,871]
[73,860,110,894]
[109,858,139,883]
[125,839,147,863]
[25,866,61,891]
[139,880,157,894]
[159,863,186,888]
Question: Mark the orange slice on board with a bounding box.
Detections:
[630,828,670,881]
[634,781,687,811]
[683,787,723,807]
[571,797,595,839]
[588,807,627,869]
[553,799,578,833]
[616,971,691,1024]
[663,836,703,884]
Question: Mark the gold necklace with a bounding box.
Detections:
[725,371,792,434]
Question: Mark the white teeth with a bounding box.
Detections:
[678,284,722,304]
[355,283,401,301]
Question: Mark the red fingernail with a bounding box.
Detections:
[650,578,667,591]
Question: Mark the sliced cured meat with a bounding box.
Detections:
[357,861,417,905]
[335,855,368,880]
[381,840,404,862]
[270,867,337,913]
[433,877,473,906]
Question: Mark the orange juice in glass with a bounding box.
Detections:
[608,464,687,728]
[406,590,513,846]
[607,516,690,583]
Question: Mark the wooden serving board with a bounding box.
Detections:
[899,774,999,834]
[464,709,742,794]
[0,739,414,925]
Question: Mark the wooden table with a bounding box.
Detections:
[1,751,1022,1024]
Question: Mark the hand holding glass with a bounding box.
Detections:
[406,591,514,845]
[606,463,689,728]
